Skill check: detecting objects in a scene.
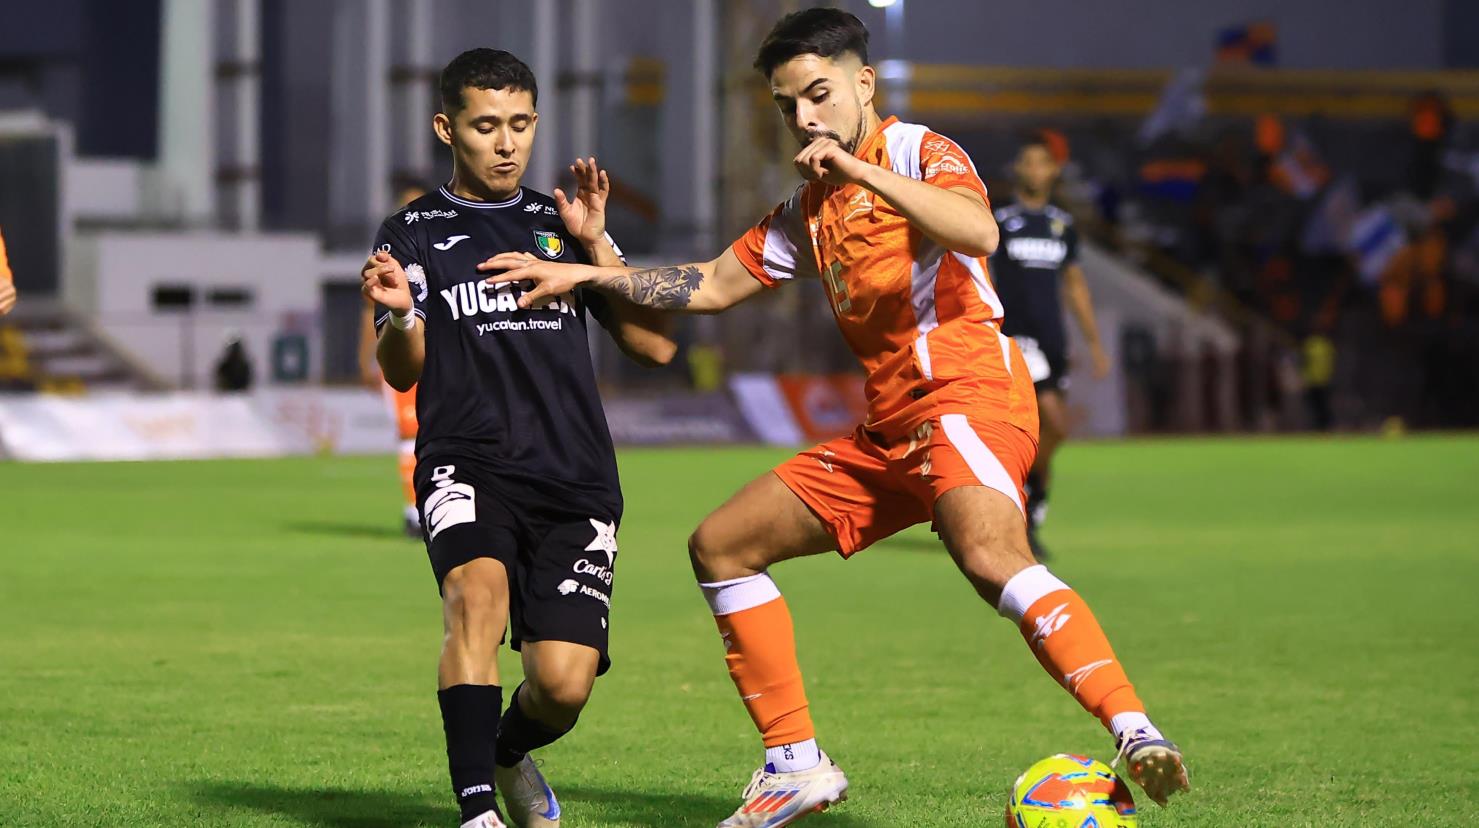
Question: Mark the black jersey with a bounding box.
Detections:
[373,185,624,515]
[990,201,1079,361]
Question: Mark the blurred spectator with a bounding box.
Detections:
[1408,92,1453,199]
[214,335,254,392]
[1301,334,1335,430]
[1064,85,1477,429]
[0,226,15,316]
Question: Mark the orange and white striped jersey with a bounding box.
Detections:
[732,116,1037,440]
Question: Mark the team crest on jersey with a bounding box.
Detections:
[1051,219,1065,237]
[533,230,565,259]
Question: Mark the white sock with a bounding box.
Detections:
[1109,712,1160,742]
[996,564,1071,621]
[698,572,782,615]
[766,738,820,773]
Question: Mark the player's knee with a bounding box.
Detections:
[441,567,504,634]
[526,659,594,718]
[688,522,751,581]
[528,664,595,715]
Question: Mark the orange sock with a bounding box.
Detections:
[999,566,1144,730]
[702,574,815,748]
[387,384,419,514]
[398,439,417,509]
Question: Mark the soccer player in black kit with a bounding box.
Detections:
[991,136,1110,559]
[361,49,675,828]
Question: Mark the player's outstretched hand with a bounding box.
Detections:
[794,137,869,187]
[555,155,610,246]
[361,251,413,314]
[479,252,590,310]
[0,280,15,316]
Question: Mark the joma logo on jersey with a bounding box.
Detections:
[439,279,577,321]
[1006,237,1068,266]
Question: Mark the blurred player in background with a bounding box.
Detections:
[364,49,674,828]
[0,226,16,315]
[991,135,1110,559]
[360,179,431,537]
[483,9,1188,826]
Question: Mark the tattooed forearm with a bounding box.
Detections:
[598,265,705,310]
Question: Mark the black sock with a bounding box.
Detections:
[495,683,576,768]
[438,684,503,823]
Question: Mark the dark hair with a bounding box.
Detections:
[439,48,538,114]
[1020,134,1053,153]
[754,7,869,77]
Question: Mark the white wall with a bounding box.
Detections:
[67,231,324,389]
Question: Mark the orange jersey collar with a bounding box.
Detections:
[855,114,898,164]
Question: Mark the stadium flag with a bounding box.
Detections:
[1138,68,1206,146]
[1137,159,1206,203]
[1348,205,1406,286]
[1301,175,1361,255]
[1271,131,1331,199]
[1215,21,1278,66]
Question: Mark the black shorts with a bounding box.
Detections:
[1013,335,1070,394]
[415,455,621,675]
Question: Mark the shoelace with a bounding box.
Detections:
[510,758,549,804]
[1110,728,1145,770]
[739,766,769,800]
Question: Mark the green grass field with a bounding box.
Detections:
[2,436,1477,826]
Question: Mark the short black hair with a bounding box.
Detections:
[1020,133,1053,152]
[439,48,538,114]
[754,7,869,77]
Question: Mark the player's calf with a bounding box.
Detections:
[493,643,599,827]
[936,488,1037,607]
[437,559,513,823]
[935,487,1188,804]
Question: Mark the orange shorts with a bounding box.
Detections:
[382,383,418,441]
[773,412,1038,557]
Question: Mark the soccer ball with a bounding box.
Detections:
[1004,754,1137,828]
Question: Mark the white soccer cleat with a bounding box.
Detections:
[461,811,508,828]
[1112,727,1191,807]
[494,756,561,827]
[716,750,849,828]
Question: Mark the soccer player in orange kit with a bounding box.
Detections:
[480,9,1189,826]
[0,226,17,316]
[360,181,430,536]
